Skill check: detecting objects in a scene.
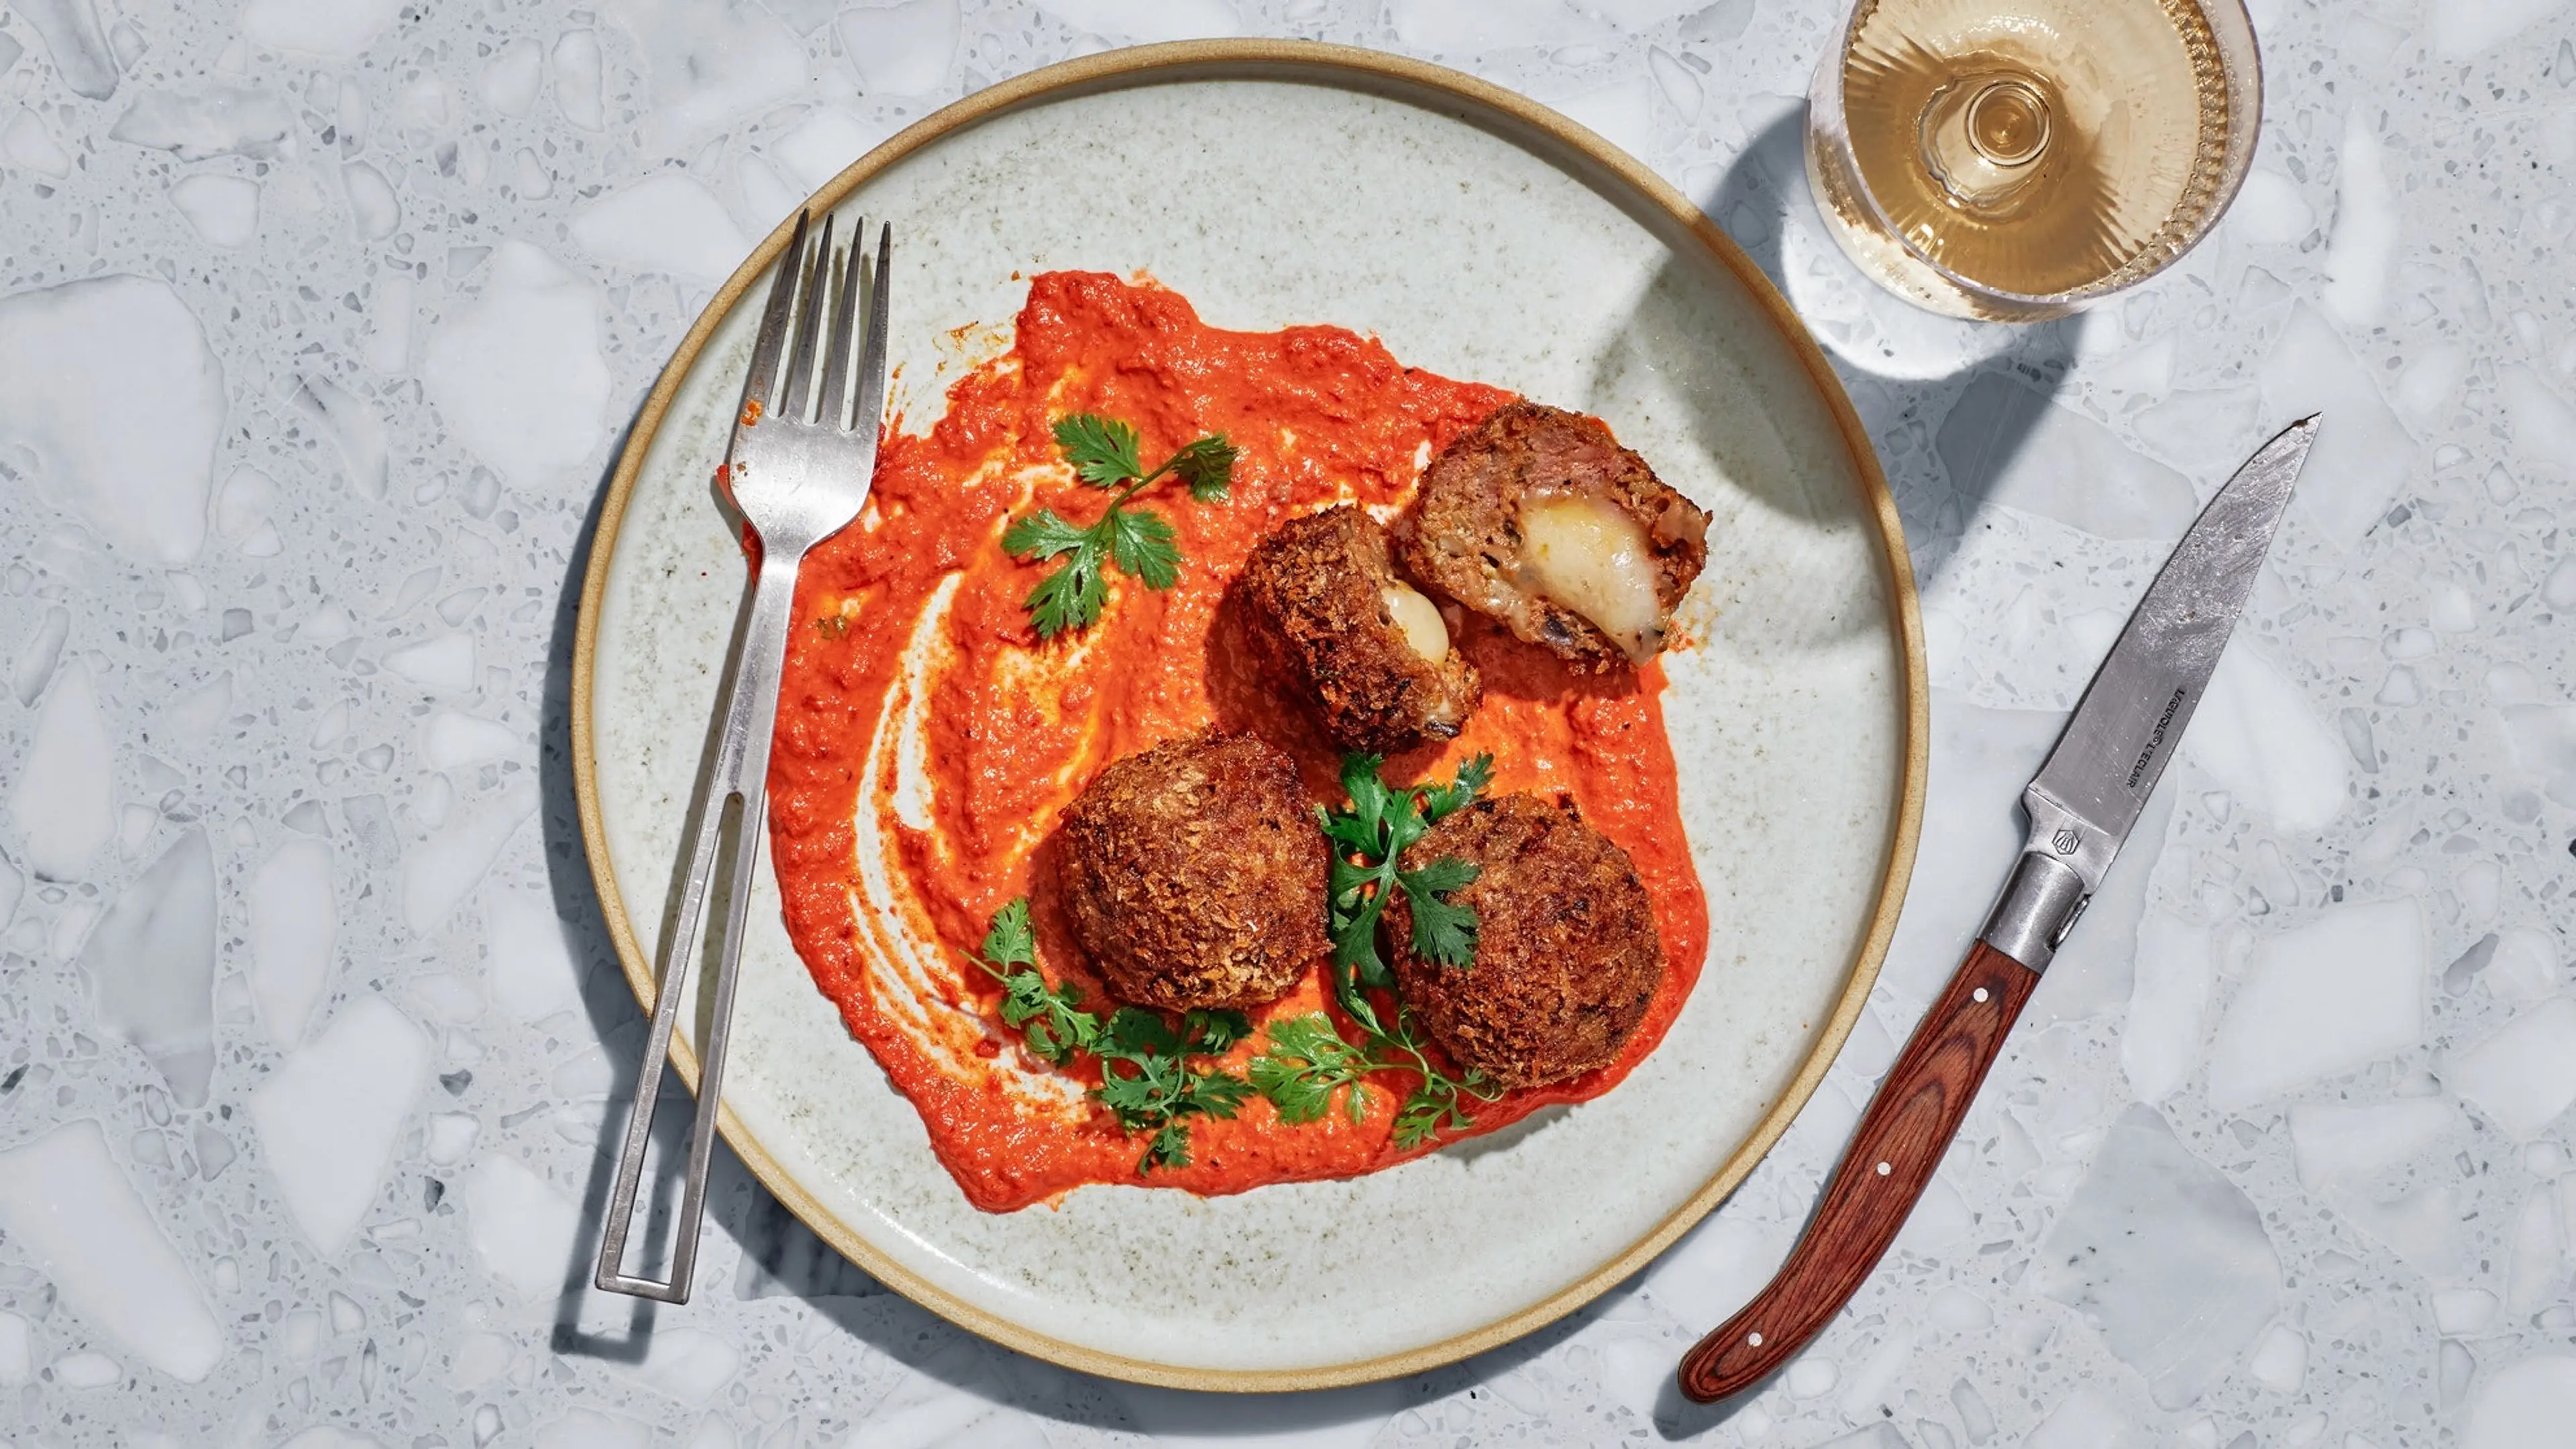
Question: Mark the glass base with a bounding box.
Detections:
[1802,108,2078,323]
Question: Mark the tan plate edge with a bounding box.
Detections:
[568,38,1929,1393]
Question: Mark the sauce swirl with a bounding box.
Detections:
[767,272,1710,1212]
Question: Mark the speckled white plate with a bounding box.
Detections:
[573,42,1924,1390]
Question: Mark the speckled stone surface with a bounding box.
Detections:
[1,1,2573,1446]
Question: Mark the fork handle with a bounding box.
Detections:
[1676,941,2038,1399]
[596,547,804,1302]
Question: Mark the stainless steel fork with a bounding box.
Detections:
[596,210,892,1302]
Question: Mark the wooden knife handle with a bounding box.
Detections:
[1676,940,2039,1403]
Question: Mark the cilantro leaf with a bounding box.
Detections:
[1142,1122,1194,1171]
[1018,540,1108,637]
[1249,1006,1503,1146]
[966,897,1099,1066]
[1318,753,1489,994]
[1091,1006,1254,1173]
[1393,1083,1466,1150]
[961,902,1254,1170]
[1002,973,1095,1065]
[1100,1005,1179,1060]
[1336,753,1395,835]
[1185,1070,1254,1119]
[981,898,1036,969]
[1399,858,1482,967]
[1163,435,1238,501]
[1419,753,1494,822]
[1185,1008,1254,1057]
[1004,413,1236,639]
[1379,1010,1501,1148]
[999,508,1090,560]
[1051,413,1143,488]
[1104,506,1180,590]
[1326,853,1396,982]
[1092,1058,1177,1122]
[1248,1014,1375,1125]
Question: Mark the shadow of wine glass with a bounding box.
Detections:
[1619,104,2086,1435]
[1648,104,2081,610]
[524,100,2096,1429]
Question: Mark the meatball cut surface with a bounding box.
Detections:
[1399,401,1711,672]
[1057,731,1328,1012]
[1237,506,1483,753]
[1387,792,1662,1088]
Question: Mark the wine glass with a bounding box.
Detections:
[1805,0,2262,321]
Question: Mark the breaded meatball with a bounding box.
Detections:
[1398,401,1711,672]
[1386,792,1662,1087]
[1236,506,1483,753]
[1057,731,1328,1012]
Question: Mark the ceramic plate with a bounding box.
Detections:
[574,41,1924,1389]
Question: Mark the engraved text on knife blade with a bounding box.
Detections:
[2027,417,2319,867]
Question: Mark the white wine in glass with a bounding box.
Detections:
[1807,0,2260,320]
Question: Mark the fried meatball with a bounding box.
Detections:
[1397,401,1711,672]
[1236,506,1483,753]
[1386,792,1662,1088]
[1057,732,1327,1012]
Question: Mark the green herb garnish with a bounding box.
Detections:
[1246,1013,1377,1126]
[1375,1008,1503,1150]
[1247,1009,1503,1149]
[1243,753,1504,1148]
[972,742,1501,1167]
[969,899,1097,1066]
[1093,1006,1254,1171]
[1001,413,1238,637]
[1318,751,1493,1002]
[965,898,1250,1173]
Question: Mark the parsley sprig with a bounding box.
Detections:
[1001,414,1238,638]
[1245,1014,1375,1126]
[1320,751,1494,997]
[1092,1008,1254,1171]
[1246,753,1505,1149]
[968,748,1506,1166]
[1248,1008,1503,1150]
[965,898,1252,1173]
[971,900,1095,1066]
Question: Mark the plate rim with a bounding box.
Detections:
[570,38,1928,1392]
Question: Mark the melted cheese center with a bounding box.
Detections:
[1382,582,1451,663]
[1518,494,1662,661]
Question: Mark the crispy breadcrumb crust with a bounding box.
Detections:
[1236,506,1483,752]
[1397,401,1710,672]
[1386,792,1663,1088]
[1057,731,1327,1012]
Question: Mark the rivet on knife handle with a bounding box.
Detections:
[1676,416,2318,1402]
[1677,941,2038,1401]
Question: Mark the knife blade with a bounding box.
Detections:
[1984,414,2320,967]
[1676,415,2322,1404]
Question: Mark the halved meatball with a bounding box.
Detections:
[1397,402,1710,672]
[1057,731,1327,1012]
[1386,792,1662,1088]
[1236,506,1483,753]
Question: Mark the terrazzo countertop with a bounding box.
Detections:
[2,0,2574,1444]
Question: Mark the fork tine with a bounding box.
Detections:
[817,216,862,431]
[847,223,893,439]
[739,209,808,423]
[777,211,834,423]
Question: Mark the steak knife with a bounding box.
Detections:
[1677,415,2322,1402]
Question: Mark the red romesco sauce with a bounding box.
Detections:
[765,272,1711,1212]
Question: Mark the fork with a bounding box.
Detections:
[596,209,892,1303]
